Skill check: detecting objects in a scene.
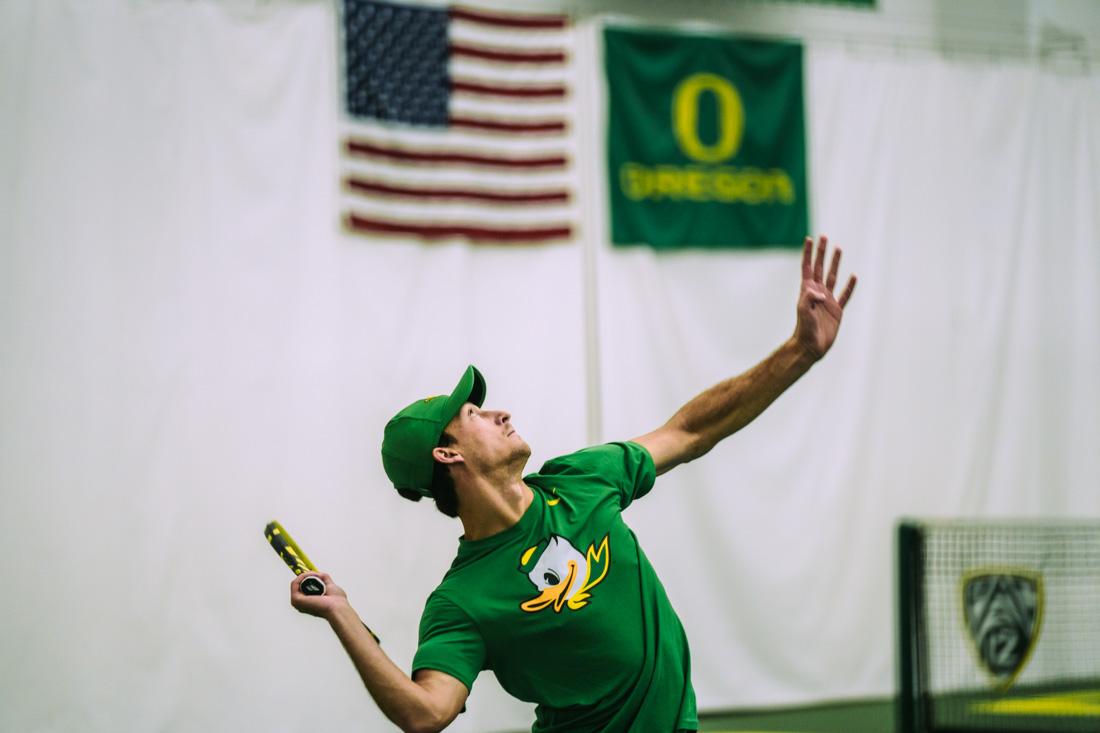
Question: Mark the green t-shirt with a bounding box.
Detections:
[412,441,697,732]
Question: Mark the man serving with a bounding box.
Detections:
[290,235,857,732]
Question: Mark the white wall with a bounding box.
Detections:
[2,1,1099,731]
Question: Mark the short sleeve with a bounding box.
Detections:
[537,441,656,510]
[412,593,486,692]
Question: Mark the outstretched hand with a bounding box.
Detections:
[794,235,857,360]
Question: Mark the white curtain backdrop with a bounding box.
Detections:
[2,1,1098,731]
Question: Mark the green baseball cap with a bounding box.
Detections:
[381,365,486,501]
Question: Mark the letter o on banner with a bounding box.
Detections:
[672,73,744,164]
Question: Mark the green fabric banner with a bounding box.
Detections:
[605,28,807,249]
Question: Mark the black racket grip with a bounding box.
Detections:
[300,576,326,595]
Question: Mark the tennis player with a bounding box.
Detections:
[291,235,857,732]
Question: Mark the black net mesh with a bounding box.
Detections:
[913,520,1100,732]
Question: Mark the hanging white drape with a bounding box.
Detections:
[2,2,1098,731]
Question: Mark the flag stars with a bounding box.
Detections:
[343,0,448,125]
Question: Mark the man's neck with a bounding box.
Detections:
[456,473,533,541]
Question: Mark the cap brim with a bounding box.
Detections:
[442,365,486,430]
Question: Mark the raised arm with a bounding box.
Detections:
[633,235,857,476]
[291,573,468,733]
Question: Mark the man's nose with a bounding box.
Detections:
[495,410,511,425]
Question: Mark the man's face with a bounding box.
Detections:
[443,402,531,474]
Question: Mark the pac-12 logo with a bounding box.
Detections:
[518,534,610,613]
[962,569,1044,690]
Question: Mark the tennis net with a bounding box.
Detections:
[897,519,1100,733]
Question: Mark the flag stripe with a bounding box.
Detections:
[343,196,574,224]
[449,115,566,134]
[452,78,566,99]
[452,24,568,52]
[347,214,573,242]
[345,138,568,169]
[450,42,566,65]
[451,97,569,121]
[449,6,567,30]
[345,177,570,204]
[345,158,570,191]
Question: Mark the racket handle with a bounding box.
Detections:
[300,576,326,595]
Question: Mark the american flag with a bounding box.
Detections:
[339,0,577,245]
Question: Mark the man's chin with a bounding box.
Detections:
[513,441,533,465]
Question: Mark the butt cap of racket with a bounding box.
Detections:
[299,576,326,595]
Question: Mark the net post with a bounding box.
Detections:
[897,520,928,733]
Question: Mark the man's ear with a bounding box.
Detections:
[432,446,464,465]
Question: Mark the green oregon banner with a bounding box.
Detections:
[605,27,807,249]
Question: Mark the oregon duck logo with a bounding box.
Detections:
[962,568,1044,690]
[518,534,610,613]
